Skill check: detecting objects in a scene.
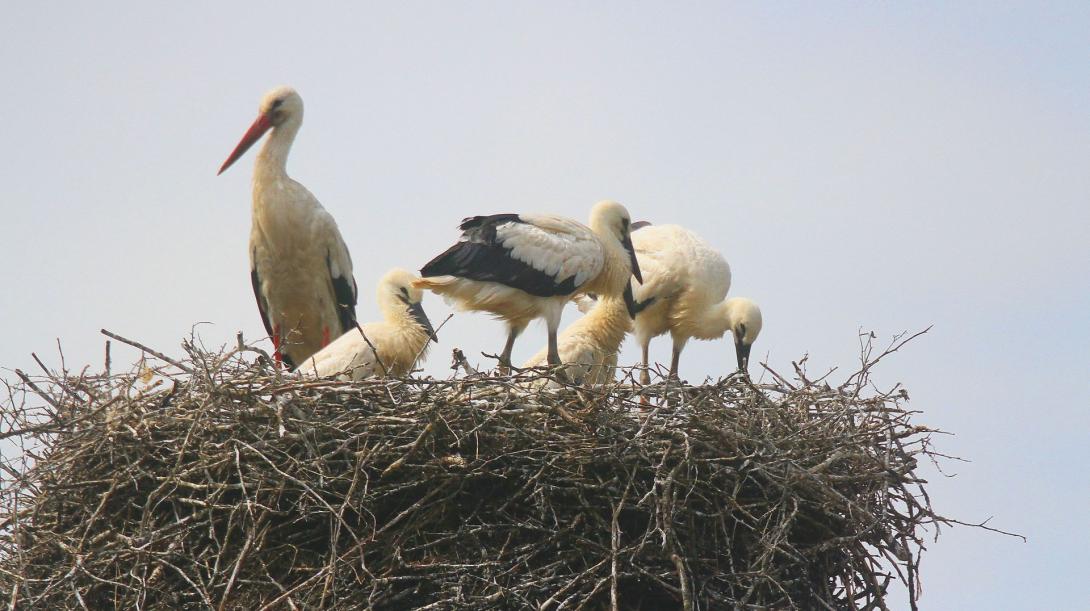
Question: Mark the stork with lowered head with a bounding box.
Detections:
[629,223,762,381]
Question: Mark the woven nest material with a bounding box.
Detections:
[0,332,948,610]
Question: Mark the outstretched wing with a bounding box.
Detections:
[420,213,603,297]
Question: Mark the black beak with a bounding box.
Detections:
[621,233,643,284]
[735,337,752,373]
[408,300,438,342]
[623,282,638,319]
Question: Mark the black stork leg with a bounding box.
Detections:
[498,325,520,374]
[547,330,561,367]
[546,330,572,383]
[545,316,570,382]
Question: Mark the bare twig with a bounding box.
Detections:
[99,329,193,374]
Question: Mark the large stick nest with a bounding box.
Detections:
[1,332,947,610]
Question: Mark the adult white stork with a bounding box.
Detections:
[415,200,642,370]
[298,268,437,379]
[522,286,633,385]
[629,223,763,381]
[218,86,358,369]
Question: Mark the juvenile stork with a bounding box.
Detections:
[298,268,437,379]
[218,86,358,368]
[522,286,634,385]
[416,200,642,370]
[630,223,763,381]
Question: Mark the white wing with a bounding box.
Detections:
[497,214,605,289]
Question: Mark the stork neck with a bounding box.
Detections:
[589,237,630,298]
[587,297,632,348]
[694,300,734,340]
[254,120,300,180]
[383,299,428,339]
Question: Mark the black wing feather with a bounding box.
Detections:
[626,288,655,318]
[421,214,577,297]
[250,266,274,338]
[251,264,296,369]
[327,252,358,335]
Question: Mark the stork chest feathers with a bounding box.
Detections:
[580,238,630,298]
[250,179,326,254]
[248,179,341,330]
[575,297,632,351]
[374,314,433,375]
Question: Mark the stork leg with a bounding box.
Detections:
[272,324,284,369]
[322,326,331,347]
[498,326,520,374]
[639,340,651,386]
[547,330,561,367]
[546,323,572,383]
[669,341,682,381]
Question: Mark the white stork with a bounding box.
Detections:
[218,86,358,369]
[629,223,763,381]
[523,287,634,385]
[298,268,437,379]
[415,200,642,370]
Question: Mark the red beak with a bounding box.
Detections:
[218,112,273,175]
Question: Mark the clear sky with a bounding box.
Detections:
[2,3,1088,607]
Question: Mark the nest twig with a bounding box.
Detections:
[0,330,985,609]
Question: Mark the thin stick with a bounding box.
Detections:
[671,554,692,611]
[354,323,387,376]
[12,369,62,413]
[99,329,193,374]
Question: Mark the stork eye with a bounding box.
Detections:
[271,99,284,109]
[400,287,409,296]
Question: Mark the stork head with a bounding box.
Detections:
[589,200,643,285]
[725,298,763,373]
[218,86,304,175]
[379,268,438,342]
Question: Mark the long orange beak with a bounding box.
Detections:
[218,113,273,175]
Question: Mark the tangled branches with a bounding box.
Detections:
[0,331,950,609]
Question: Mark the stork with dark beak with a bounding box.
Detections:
[416,200,642,371]
[628,223,763,380]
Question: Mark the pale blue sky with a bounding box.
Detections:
[2,3,1088,607]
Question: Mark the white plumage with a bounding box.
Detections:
[298,269,435,379]
[218,86,358,369]
[523,292,632,385]
[631,224,763,380]
[416,200,642,371]
[495,215,605,287]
